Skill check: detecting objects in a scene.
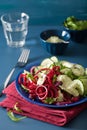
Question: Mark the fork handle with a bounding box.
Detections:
[4,68,15,88]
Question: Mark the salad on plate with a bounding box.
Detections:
[18,56,87,106]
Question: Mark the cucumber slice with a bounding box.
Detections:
[57,75,84,96]
[50,56,58,63]
[85,68,87,75]
[41,56,58,68]
[67,79,84,96]
[41,58,53,68]
[79,77,87,95]
[57,75,72,90]
[71,64,85,76]
[60,60,74,68]
[60,68,71,74]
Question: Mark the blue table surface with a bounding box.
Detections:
[0,25,87,130]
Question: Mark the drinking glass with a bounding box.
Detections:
[1,12,29,47]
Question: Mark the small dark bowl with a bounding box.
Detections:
[64,27,87,43]
[40,29,70,55]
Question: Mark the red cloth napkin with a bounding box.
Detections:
[0,81,87,126]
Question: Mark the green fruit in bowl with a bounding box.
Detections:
[63,16,87,30]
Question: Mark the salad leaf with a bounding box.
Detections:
[43,97,57,104]
[14,102,23,113]
[7,110,26,122]
[60,68,76,80]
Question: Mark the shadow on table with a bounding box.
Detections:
[64,109,87,130]
[64,40,87,57]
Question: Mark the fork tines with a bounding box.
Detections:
[18,49,30,63]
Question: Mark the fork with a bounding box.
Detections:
[3,49,30,89]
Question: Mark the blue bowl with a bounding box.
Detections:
[64,27,87,43]
[40,29,70,55]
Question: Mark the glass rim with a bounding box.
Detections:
[1,12,29,24]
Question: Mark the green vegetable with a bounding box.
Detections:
[64,16,87,30]
[24,70,34,80]
[66,79,84,96]
[60,68,76,80]
[43,97,57,104]
[79,76,87,95]
[71,64,85,76]
[14,102,23,113]
[7,110,26,122]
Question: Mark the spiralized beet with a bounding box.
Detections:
[18,64,80,105]
[36,85,48,100]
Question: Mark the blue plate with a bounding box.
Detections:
[16,61,87,108]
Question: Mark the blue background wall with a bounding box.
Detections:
[0,0,87,25]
